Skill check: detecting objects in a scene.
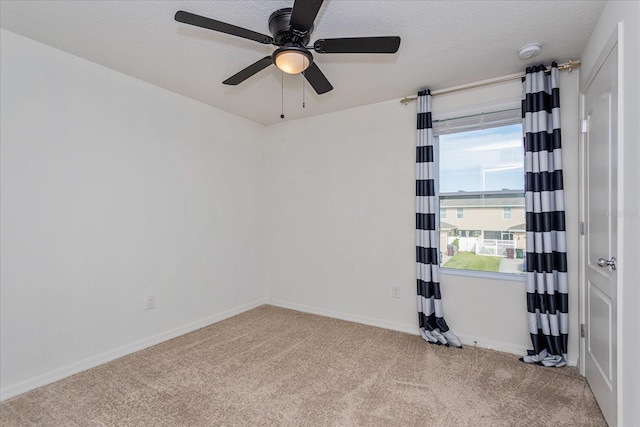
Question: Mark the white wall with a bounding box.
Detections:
[0,30,266,399]
[264,99,417,333]
[579,2,640,425]
[264,71,581,362]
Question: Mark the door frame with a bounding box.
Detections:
[578,23,623,420]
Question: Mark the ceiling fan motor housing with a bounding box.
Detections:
[268,8,312,46]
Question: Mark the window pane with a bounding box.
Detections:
[438,123,525,275]
[438,124,523,193]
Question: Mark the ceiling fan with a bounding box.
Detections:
[175,0,401,95]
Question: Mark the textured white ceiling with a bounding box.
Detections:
[1,0,605,125]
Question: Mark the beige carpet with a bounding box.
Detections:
[1,305,605,426]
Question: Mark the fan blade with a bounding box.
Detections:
[303,62,333,94]
[223,56,273,85]
[175,11,273,45]
[290,0,324,33]
[314,36,401,54]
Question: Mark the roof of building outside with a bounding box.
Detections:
[508,223,526,232]
[440,221,458,230]
[440,195,525,208]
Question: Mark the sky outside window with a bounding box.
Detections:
[439,124,524,193]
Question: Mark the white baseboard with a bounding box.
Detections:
[0,299,266,402]
[266,298,421,336]
[454,335,578,367]
[266,299,579,367]
[456,334,529,356]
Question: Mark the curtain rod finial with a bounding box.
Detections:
[559,59,580,73]
[401,96,417,105]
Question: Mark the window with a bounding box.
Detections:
[436,108,525,275]
[501,231,514,241]
[440,207,447,218]
[484,230,502,240]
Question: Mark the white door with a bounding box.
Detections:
[582,39,618,426]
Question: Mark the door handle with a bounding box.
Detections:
[597,257,617,270]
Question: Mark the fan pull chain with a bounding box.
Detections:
[280,71,285,119]
[302,70,306,108]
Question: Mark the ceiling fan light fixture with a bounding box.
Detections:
[273,46,313,74]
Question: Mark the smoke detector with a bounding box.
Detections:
[518,43,541,60]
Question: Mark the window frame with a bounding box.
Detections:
[503,207,512,220]
[433,100,525,281]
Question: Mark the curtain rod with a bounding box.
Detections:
[399,60,580,105]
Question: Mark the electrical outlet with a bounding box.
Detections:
[146,295,156,310]
[391,286,401,299]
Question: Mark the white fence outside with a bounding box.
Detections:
[447,237,515,257]
[447,236,476,253]
[476,238,516,257]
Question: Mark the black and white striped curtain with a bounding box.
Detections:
[416,90,461,348]
[521,63,568,367]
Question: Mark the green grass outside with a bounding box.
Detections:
[443,251,501,272]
